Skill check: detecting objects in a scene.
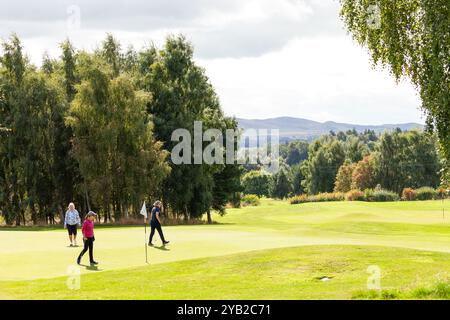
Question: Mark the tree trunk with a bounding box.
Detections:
[123,204,128,219]
[31,202,37,225]
[103,203,109,223]
[207,209,212,224]
[58,204,64,225]
[184,206,189,223]
[84,182,91,212]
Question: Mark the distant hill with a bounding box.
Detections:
[237,117,424,143]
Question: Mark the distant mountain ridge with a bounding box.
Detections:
[237,117,424,142]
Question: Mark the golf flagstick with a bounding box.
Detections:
[144,217,148,263]
[140,201,148,264]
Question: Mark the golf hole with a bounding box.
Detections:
[316,276,333,282]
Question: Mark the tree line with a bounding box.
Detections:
[242,129,446,199]
[0,34,242,225]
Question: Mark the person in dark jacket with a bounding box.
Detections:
[148,201,170,246]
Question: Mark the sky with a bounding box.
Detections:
[0,0,425,125]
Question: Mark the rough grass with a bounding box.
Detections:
[353,280,450,300]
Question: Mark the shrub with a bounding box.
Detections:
[289,189,404,204]
[345,189,365,201]
[401,188,417,201]
[436,188,450,199]
[289,194,309,204]
[415,187,437,200]
[241,194,260,207]
[364,188,375,202]
[310,192,345,202]
[288,192,344,204]
[371,189,399,202]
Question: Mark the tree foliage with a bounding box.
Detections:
[340,0,449,182]
[351,155,377,191]
[302,138,346,194]
[0,34,241,225]
[269,169,292,199]
[373,130,440,192]
[334,160,356,193]
[242,170,271,197]
[141,35,241,219]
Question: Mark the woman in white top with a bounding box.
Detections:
[64,203,81,247]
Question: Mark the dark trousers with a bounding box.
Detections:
[67,224,77,236]
[149,223,166,244]
[78,237,94,262]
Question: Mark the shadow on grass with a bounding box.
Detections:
[0,222,235,232]
[153,245,170,251]
[78,264,102,271]
[0,225,64,232]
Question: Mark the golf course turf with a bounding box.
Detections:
[1,199,449,299]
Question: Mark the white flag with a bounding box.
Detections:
[140,201,147,219]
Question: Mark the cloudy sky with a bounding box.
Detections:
[1,0,424,124]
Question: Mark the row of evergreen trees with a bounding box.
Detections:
[0,34,242,225]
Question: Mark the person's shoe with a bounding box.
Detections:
[148,243,154,246]
[90,261,98,265]
[69,243,73,247]
[77,257,81,265]
[163,241,170,245]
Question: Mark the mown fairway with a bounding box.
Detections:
[1,199,449,299]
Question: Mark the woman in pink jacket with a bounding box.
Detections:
[77,211,98,266]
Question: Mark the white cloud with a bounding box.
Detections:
[198,36,423,124]
[0,0,424,124]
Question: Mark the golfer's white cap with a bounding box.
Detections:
[87,211,97,217]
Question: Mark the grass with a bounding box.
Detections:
[353,280,450,300]
[0,199,449,299]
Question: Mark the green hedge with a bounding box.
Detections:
[289,193,345,204]
[289,187,448,204]
[415,187,438,200]
[370,189,400,202]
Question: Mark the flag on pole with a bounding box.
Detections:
[140,201,148,263]
[140,201,147,219]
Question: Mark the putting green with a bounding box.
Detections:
[0,199,449,299]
